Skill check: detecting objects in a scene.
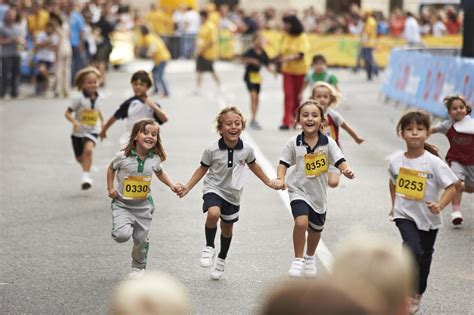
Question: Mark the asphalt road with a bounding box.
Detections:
[1,60,472,314]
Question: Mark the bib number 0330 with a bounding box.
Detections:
[123,176,151,200]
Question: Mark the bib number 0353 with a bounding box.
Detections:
[304,152,328,177]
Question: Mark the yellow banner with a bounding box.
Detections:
[260,30,462,67]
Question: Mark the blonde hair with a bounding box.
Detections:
[331,232,416,315]
[74,66,101,90]
[123,118,167,161]
[310,81,341,107]
[215,106,246,132]
[109,271,191,315]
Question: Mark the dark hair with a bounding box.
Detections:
[123,119,167,161]
[282,15,304,36]
[312,54,326,64]
[443,95,472,115]
[199,10,208,19]
[139,25,150,35]
[396,110,439,157]
[131,70,152,88]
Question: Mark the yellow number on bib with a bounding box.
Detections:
[304,152,328,177]
[80,110,99,127]
[395,167,428,201]
[248,71,261,84]
[123,176,151,200]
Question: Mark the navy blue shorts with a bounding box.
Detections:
[71,133,98,158]
[202,193,240,223]
[244,79,261,94]
[290,200,326,232]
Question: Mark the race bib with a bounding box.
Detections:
[80,110,99,127]
[123,176,151,200]
[248,71,261,84]
[395,167,428,201]
[304,151,328,177]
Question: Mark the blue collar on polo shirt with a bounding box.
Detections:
[82,91,99,109]
[218,137,244,150]
[296,131,329,153]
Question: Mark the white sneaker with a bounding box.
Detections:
[81,173,93,190]
[303,255,317,278]
[209,258,225,280]
[200,246,216,267]
[451,211,463,226]
[288,258,305,278]
[128,268,144,279]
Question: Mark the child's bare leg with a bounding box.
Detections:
[250,91,258,121]
[211,71,220,87]
[196,72,203,89]
[81,140,95,172]
[306,229,321,256]
[293,216,308,258]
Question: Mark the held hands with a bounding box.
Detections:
[174,183,190,198]
[426,201,442,214]
[269,178,286,190]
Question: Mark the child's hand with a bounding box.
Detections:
[108,187,118,199]
[170,183,180,193]
[73,121,81,133]
[177,184,190,198]
[99,130,107,141]
[388,208,394,221]
[271,178,286,190]
[355,137,365,144]
[426,201,441,214]
[342,168,355,179]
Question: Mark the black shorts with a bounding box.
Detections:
[290,200,326,232]
[202,193,240,223]
[71,134,98,158]
[196,56,214,72]
[244,79,260,94]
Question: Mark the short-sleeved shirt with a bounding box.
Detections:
[0,23,22,57]
[69,10,85,48]
[35,31,59,62]
[305,70,338,87]
[388,151,458,231]
[323,108,345,146]
[111,149,162,205]
[113,96,165,130]
[280,132,345,214]
[68,91,104,137]
[136,33,171,64]
[27,9,49,36]
[362,16,377,48]
[432,118,474,165]
[280,33,309,75]
[197,20,218,61]
[243,48,269,80]
[200,138,256,206]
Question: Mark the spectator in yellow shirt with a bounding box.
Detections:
[195,10,220,93]
[145,3,166,35]
[275,15,309,130]
[27,1,49,38]
[135,25,171,97]
[361,11,379,81]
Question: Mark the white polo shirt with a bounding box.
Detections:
[280,132,345,214]
[388,151,457,231]
[69,91,104,137]
[201,138,256,206]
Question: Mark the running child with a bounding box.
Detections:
[388,110,457,313]
[240,33,273,130]
[273,100,355,278]
[430,95,474,226]
[302,54,340,95]
[176,106,278,280]
[311,81,364,187]
[65,67,105,190]
[107,118,179,278]
[99,70,168,144]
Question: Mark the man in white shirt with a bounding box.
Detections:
[403,11,422,47]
